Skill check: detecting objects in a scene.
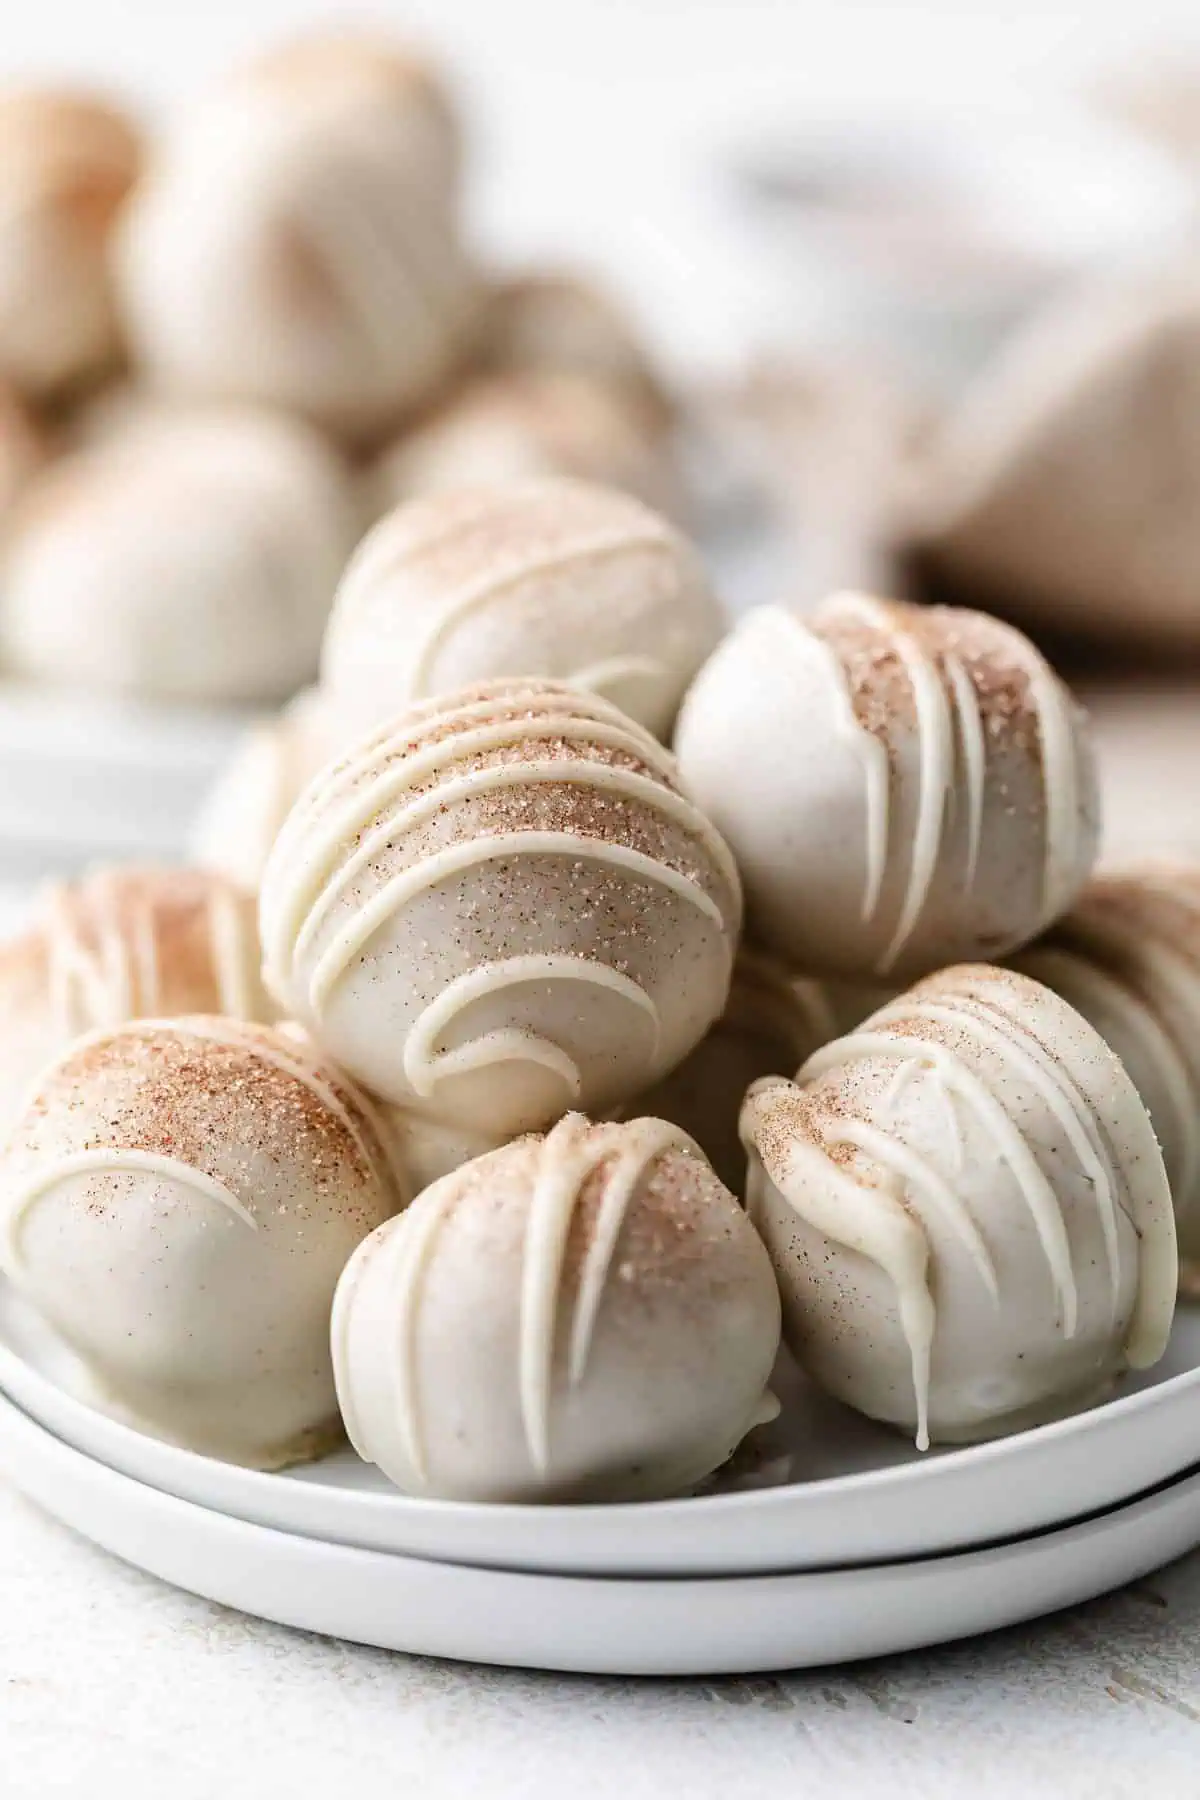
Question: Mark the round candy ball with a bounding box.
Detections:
[741,965,1175,1448]
[116,34,477,439]
[480,268,672,427]
[2,408,357,702]
[331,1113,781,1502]
[0,864,273,1138]
[321,478,724,741]
[260,676,743,1135]
[371,373,680,517]
[1014,861,1200,1272]
[675,592,1100,982]
[0,88,141,396]
[0,1017,405,1466]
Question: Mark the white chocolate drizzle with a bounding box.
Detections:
[3,1147,256,1275]
[942,651,986,891]
[519,1115,695,1472]
[402,526,675,695]
[887,995,1123,1319]
[336,1186,459,1485]
[43,872,262,1038]
[1013,633,1084,924]
[741,1075,936,1451]
[763,595,1089,972]
[766,608,890,924]
[260,689,741,1087]
[403,954,661,1104]
[804,1025,1081,1338]
[1019,943,1200,1217]
[835,596,955,973]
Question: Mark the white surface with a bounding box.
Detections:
[8,1284,1200,1575]
[2,1384,1200,1680]
[5,1472,1200,1800]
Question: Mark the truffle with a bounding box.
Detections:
[675,592,1099,980]
[2,408,356,701]
[321,478,724,740]
[0,1017,405,1466]
[331,1113,781,1501]
[741,964,1175,1447]
[260,677,742,1134]
[1014,861,1200,1271]
[480,269,672,426]
[0,864,273,1137]
[372,372,679,516]
[115,33,477,439]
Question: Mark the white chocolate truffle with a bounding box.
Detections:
[116,36,477,440]
[1014,862,1200,1267]
[0,865,273,1141]
[631,948,836,1193]
[372,373,679,516]
[321,479,725,740]
[0,1018,404,1466]
[260,677,743,1135]
[2,409,356,702]
[482,270,671,425]
[741,965,1176,1448]
[675,592,1100,982]
[331,1113,781,1502]
[0,89,141,397]
[190,688,346,894]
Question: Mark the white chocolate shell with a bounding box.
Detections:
[0,1017,404,1467]
[321,477,724,740]
[630,947,837,1193]
[0,864,273,1141]
[675,592,1099,982]
[1014,861,1200,1266]
[371,373,679,517]
[259,677,743,1135]
[0,89,141,396]
[190,687,347,894]
[2,409,357,702]
[741,964,1175,1448]
[116,38,477,440]
[331,1113,781,1502]
[480,269,672,425]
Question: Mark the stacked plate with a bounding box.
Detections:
[2,1281,1199,1675]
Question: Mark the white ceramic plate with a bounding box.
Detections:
[2,1384,1197,1676]
[5,1284,1200,1578]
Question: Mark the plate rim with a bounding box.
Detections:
[4,1382,1200,1675]
[3,1309,1199,1526]
[5,1291,1200,1581]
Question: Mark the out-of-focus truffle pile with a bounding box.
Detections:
[0,30,682,707]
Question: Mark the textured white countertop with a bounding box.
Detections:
[1,1476,1199,1800]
